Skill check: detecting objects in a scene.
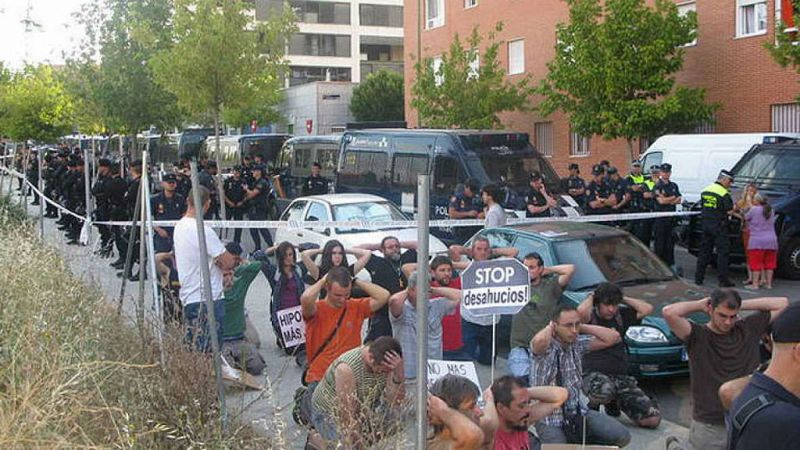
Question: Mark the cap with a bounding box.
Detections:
[225,241,244,257]
[251,164,265,172]
[771,302,800,343]
[162,173,177,182]
[529,171,542,181]
[649,164,661,173]
[660,163,672,173]
[591,164,604,176]
[719,169,734,180]
[67,156,82,167]
[631,160,642,167]
[207,160,217,168]
[98,158,112,167]
[607,167,618,175]
[568,163,580,171]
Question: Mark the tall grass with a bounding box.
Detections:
[0,195,269,449]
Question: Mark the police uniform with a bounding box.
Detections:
[91,160,114,250]
[694,170,735,286]
[634,167,659,248]
[302,174,328,196]
[107,171,130,266]
[224,169,247,245]
[525,187,550,218]
[43,153,61,218]
[652,163,681,266]
[65,158,87,245]
[449,191,483,242]
[150,177,187,253]
[246,165,274,249]
[560,163,586,207]
[585,166,615,215]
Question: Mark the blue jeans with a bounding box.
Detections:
[508,347,533,385]
[183,300,225,353]
[461,319,494,365]
[536,410,631,447]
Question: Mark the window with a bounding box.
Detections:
[475,229,516,248]
[305,201,330,222]
[465,0,477,8]
[432,56,444,86]
[392,154,430,188]
[359,4,403,27]
[281,200,307,221]
[508,39,525,75]
[289,66,351,86]
[534,122,554,157]
[641,151,663,173]
[677,1,697,46]
[772,103,800,132]
[513,237,552,265]
[468,50,480,80]
[433,155,465,195]
[426,0,444,29]
[338,151,388,188]
[288,33,351,57]
[737,0,768,37]
[291,1,350,24]
[570,129,590,156]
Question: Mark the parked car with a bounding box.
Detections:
[273,194,448,262]
[467,222,708,377]
[687,139,800,279]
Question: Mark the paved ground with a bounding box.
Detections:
[6,173,798,450]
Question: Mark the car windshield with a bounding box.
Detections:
[554,235,674,291]
[332,201,408,233]
[245,138,283,163]
[732,147,800,190]
[459,135,558,191]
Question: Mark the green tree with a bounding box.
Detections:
[0,65,75,143]
[411,24,535,129]
[350,69,405,122]
[766,0,800,100]
[538,0,719,161]
[148,0,296,214]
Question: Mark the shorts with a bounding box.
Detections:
[582,372,660,422]
[747,249,777,271]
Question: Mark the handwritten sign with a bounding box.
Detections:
[426,359,482,400]
[277,306,305,348]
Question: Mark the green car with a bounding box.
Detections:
[469,221,709,377]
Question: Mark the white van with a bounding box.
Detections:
[639,133,800,204]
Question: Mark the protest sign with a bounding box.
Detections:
[426,359,482,399]
[277,306,305,347]
[461,258,530,316]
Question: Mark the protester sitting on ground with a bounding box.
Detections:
[173,186,242,352]
[300,239,372,282]
[219,246,266,375]
[577,283,661,428]
[428,374,499,450]
[356,236,419,340]
[389,271,462,380]
[725,302,800,450]
[530,304,631,446]
[508,253,575,381]
[251,241,307,366]
[448,237,518,365]
[743,194,778,290]
[301,266,391,385]
[309,336,406,449]
[491,375,569,450]
[662,289,788,450]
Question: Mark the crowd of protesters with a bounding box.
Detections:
[6,146,796,450]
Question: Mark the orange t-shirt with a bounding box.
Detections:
[304,297,373,383]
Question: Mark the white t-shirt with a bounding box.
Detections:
[485,203,507,228]
[174,216,226,306]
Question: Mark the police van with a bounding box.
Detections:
[335,129,560,241]
[203,133,290,171]
[273,135,340,211]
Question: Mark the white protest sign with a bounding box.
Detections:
[427,359,482,400]
[460,258,530,316]
[277,306,305,347]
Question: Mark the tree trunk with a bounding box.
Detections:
[627,138,636,164]
[213,113,226,219]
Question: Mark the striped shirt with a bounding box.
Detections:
[312,346,387,418]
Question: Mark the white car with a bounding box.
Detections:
[274,194,448,257]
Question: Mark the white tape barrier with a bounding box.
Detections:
[1,165,699,229]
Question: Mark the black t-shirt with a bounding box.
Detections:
[525,188,550,218]
[730,372,800,450]
[248,177,271,214]
[654,180,681,212]
[582,307,638,375]
[585,180,613,215]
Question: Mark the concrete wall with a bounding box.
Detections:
[276,81,357,135]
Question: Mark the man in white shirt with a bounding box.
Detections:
[481,183,507,228]
[174,185,241,352]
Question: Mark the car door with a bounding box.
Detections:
[275,200,308,245]
[299,200,333,248]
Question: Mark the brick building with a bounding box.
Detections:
[403,0,800,176]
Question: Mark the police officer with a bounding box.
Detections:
[302,161,328,196]
[652,163,681,269]
[607,167,630,213]
[525,171,556,217]
[174,161,192,199]
[224,165,247,245]
[448,178,484,243]
[27,149,40,206]
[694,170,735,287]
[107,164,129,266]
[198,160,219,220]
[625,161,646,213]
[43,151,61,218]
[634,165,660,248]
[585,164,617,215]
[244,164,274,249]
[112,161,142,275]
[92,158,114,254]
[151,173,187,254]
[560,163,586,207]
[65,156,86,246]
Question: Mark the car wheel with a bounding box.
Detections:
[778,237,800,280]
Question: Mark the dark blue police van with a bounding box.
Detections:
[688,138,800,279]
[334,129,560,242]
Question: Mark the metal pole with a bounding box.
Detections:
[137,154,148,333]
[189,158,228,432]
[21,149,29,207]
[84,146,93,246]
[415,174,430,449]
[38,149,44,239]
[117,172,143,315]
[143,173,166,367]
[0,144,7,198]
[213,116,226,220]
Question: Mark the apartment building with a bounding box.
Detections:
[257,0,404,86]
[403,0,800,175]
